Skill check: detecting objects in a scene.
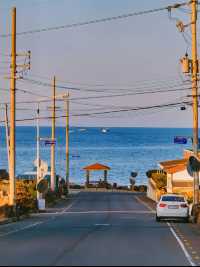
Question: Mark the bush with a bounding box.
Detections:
[138,185,147,193]
[151,173,167,190]
[117,186,129,191]
[70,184,84,190]
[98,181,112,189]
[133,186,139,192]
[16,180,37,214]
[45,191,60,204]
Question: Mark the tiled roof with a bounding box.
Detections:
[83,163,111,171]
[159,159,188,174]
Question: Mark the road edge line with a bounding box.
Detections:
[167,222,196,267]
[135,196,196,266]
[134,196,155,212]
[0,221,43,238]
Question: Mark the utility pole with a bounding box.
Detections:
[36,103,40,202]
[9,7,16,207]
[4,104,10,177]
[191,0,199,205]
[51,76,56,191]
[65,93,70,190]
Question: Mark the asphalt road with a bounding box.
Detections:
[0,192,198,266]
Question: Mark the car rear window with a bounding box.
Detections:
[161,196,185,202]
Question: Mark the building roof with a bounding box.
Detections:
[159,159,188,174]
[83,163,111,171]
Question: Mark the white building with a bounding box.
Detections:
[159,158,193,194]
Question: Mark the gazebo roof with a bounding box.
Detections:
[83,163,111,171]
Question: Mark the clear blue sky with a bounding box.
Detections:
[0,0,198,127]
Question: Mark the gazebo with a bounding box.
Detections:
[83,163,111,187]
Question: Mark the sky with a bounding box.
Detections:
[0,0,199,127]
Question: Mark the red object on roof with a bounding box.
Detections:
[83,163,111,171]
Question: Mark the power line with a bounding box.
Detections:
[0,100,190,124]
[20,77,192,95]
[0,2,188,38]
[0,85,49,98]
[0,84,193,107]
[27,74,190,92]
[70,86,192,101]
[29,72,190,88]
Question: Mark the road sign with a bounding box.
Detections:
[37,179,48,194]
[174,136,188,145]
[45,140,56,146]
[131,172,138,178]
[188,156,200,172]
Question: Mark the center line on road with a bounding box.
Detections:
[31,210,154,216]
[94,224,111,226]
[167,223,196,267]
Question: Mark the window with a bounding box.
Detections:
[162,196,185,202]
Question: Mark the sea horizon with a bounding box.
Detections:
[0,127,193,186]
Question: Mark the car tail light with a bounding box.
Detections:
[180,204,188,208]
[159,203,167,208]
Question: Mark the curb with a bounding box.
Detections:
[0,214,30,226]
[0,218,13,225]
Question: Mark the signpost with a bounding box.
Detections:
[37,179,48,194]
[174,136,188,145]
[45,140,56,146]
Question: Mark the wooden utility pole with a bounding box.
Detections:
[36,104,40,202]
[4,104,10,177]
[65,93,70,190]
[9,7,16,207]
[191,0,199,205]
[51,76,56,191]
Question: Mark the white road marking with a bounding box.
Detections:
[61,202,76,213]
[167,223,196,267]
[0,221,43,238]
[0,196,80,239]
[134,196,155,212]
[31,210,154,216]
[94,224,111,226]
[134,196,196,266]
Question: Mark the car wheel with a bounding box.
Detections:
[183,217,189,223]
[156,215,161,222]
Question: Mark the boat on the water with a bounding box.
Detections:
[101,128,109,133]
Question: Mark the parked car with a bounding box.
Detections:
[156,194,189,222]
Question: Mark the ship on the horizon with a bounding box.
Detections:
[101,128,109,133]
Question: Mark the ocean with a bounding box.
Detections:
[0,127,194,186]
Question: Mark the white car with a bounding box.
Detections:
[156,194,189,222]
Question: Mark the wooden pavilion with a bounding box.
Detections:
[83,163,111,187]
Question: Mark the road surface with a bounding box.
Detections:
[0,192,199,266]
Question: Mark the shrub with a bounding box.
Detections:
[45,191,60,204]
[70,184,84,190]
[151,173,167,190]
[117,186,129,191]
[138,185,147,192]
[133,186,140,192]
